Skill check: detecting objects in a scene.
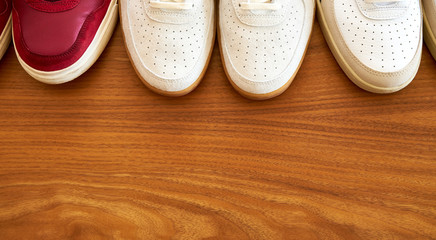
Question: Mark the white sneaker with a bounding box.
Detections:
[424,0,436,60]
[120,0,215,96]
[317,0,423,93]
[219,0,315,100]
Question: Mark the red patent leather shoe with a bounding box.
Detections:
[13,0,118,84]
[0,0,11,60]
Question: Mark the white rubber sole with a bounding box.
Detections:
[14,0,119,84]
[423,9,436,60]
[316,0,420,94]
[0,14,12,61]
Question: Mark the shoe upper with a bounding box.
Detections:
[219,0,315,95]
[319,0,422,89]
[423,0,436,36]
[0,0,11,33]
[13,0,113,71]
[121,0,215,93]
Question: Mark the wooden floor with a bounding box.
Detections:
[0,17,435,239]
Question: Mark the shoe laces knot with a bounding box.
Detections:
[240,0,281,11]
[149,0,194,10]
[364,0,406,7]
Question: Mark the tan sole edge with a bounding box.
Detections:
[14,0,119,84]
[218,3,315,101]
[316,0,419,94]
[119,2,216,97]
[423,9,436,61]
[0,14,12,60]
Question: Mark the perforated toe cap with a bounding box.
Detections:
[320,0,422,91]
[121,0,214,93]
[334,0,421,74]
[219,0,314,95]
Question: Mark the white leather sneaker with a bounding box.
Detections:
[219,0,315,100]
[423,0,436,60]
[317,0,423,93]
[120,0,215,97]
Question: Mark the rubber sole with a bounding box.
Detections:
[218,2,315,100]
[424,8,436,61]
[14,0,119,84]
[316,0,420,94]
[0,14,12,61]
[119,1,216,97]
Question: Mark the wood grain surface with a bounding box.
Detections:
[0,17,436,240]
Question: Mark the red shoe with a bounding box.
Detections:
[0,0,11,60]
[13,0,118,84]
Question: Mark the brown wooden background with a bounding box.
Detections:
[0,17,435,239]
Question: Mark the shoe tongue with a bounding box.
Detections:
[25,0,80,13]
[373,2,397,7]
[144,1,196,24]
[234,0,290,27]
[357,0,411,20]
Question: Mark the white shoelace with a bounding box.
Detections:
[365,0,407,9]
[150,0,194,10]
[364,0,403,3]
[240,0,281,11]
